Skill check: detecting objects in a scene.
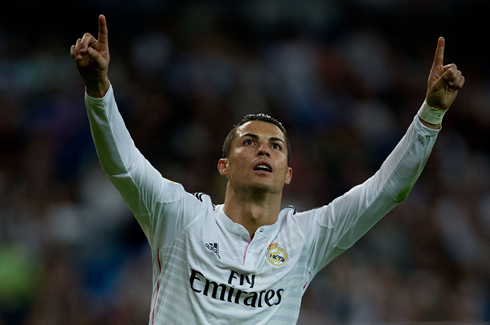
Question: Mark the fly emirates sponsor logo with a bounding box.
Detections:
[189,269,284,308]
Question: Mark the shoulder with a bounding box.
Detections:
[192,192,216,210]
[286,204,335,231]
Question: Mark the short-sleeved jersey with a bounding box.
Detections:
[85,85,440,324]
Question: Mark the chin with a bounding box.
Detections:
[231,177,282,195]
[248,181,282,195]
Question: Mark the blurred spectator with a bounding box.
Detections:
[1,0,489,323]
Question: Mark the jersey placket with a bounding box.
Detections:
[242,227,269,268]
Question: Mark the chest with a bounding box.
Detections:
[182,215,308,293]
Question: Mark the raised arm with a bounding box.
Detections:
[70,16,193,247]
[421,37,465,129]
[70,14,110,98]
[298,38,465,274]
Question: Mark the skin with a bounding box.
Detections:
[70,15,110,98]
[421,37,465,129]
[71,16,465,238]
[218,121,293,238]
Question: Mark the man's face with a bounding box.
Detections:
[218,120,292,195]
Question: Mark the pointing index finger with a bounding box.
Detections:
[98,14,108,45]
[432,36,445,68]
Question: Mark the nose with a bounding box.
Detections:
[257,143,270,157]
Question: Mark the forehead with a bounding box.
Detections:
[235,120,286,141]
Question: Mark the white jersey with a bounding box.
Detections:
[85,85,440,324]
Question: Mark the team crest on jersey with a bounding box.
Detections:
[266,242,287,266]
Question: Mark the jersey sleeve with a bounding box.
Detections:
[85,84,202,248]
[294,114,440,276]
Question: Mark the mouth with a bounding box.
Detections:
[253,162,272,173]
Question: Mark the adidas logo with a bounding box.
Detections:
[205,243,221,259]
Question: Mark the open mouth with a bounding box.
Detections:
[253,163,272,173]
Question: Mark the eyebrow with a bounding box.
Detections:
[241,133,286,145]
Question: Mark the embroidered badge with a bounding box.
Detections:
[266,242,287,266]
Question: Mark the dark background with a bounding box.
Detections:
[1,0,489,323]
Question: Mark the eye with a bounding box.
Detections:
[244,139,254,146]
[272,143,282,150]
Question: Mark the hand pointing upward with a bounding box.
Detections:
[70,14,110,98]
[426,37,465,111]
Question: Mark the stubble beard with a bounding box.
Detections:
[230,176,283,203]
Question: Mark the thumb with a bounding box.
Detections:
[87,47,106,67]
[440,67,458,90]
[441,67,453,81]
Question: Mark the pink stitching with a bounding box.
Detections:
[243,240,251,265]
[151,249,162,324]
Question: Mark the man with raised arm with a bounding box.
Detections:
[71,15,464,325]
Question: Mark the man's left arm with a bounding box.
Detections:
[296,38,464,274]
[419,37,465,129]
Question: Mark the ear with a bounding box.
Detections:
[218,158,229,176]
[284,167,293,185]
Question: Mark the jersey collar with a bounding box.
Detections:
[214,204,294,239]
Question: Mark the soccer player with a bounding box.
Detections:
[71,15,464,324]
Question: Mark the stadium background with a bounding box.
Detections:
[1,0,489,323]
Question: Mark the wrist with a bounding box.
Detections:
[85,77,110,98]
[418,100,447,127]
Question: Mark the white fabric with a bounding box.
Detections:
[85,85,440,324]
[418,100,448,125]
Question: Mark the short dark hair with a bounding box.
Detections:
[222,113,291,165]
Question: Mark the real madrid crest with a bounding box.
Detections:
[266,242,287,266]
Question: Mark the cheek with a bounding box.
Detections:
[229,152,248,171]
[230,148,250,163]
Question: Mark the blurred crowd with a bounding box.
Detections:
[1,0,490,324]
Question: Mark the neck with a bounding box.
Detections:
[223,185,282,239]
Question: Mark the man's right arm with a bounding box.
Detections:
[72,15,202,248]
[85,84,187,245]
[70,15,110,98]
